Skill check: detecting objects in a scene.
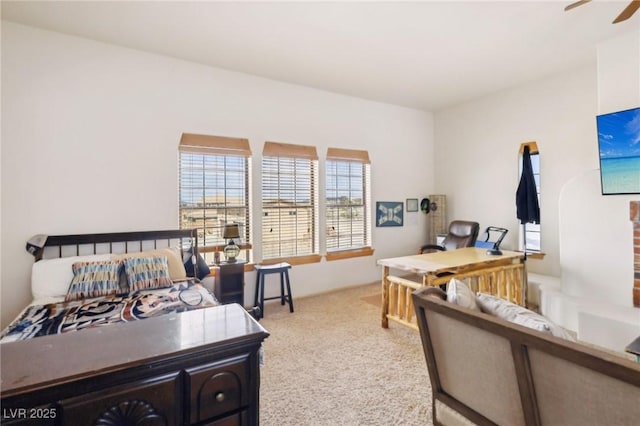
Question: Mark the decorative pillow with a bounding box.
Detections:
[65,260,123,302]
[476,293,575,340]
[31,254,112,300]
[123,256,173,291]
[112,247,187,281]
[182,247,211,280]
[446,278,480,311]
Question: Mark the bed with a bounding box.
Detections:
[1,229,269,425]
[1,229,218,343]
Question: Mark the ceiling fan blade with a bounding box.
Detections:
[613,0,640,23]
[564,0,592,11]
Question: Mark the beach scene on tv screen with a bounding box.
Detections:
[597,107,640,194]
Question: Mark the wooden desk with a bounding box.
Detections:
[378,247,526,330]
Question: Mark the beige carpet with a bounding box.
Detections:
[258,282,433,426]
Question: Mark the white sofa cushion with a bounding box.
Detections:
[446,278,480,311]
[476,293,575,341]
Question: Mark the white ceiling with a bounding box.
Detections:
[2,1,639,111]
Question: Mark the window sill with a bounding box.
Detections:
[325,247,375,261]
[198,243,252,253]
[204,262,255,277]
[258,254,322,266]
[517,251,546,260]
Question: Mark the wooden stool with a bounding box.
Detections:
[254,262,293,318]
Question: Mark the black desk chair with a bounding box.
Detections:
[420,220,480,254]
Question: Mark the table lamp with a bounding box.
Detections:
[223,224,241,263]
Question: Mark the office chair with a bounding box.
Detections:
[420,220,480,254]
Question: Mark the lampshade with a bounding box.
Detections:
[223,224,240,240]
[223,224,240,263]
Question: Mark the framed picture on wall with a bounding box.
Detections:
[596,106,640,195]
[376,201,403,227]
[406,198,419,212]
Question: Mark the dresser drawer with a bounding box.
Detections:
[203,409,248,426]
[59,372,181,425]
[186,354,250,424]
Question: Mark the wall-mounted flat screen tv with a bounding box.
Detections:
[596,106,640,195]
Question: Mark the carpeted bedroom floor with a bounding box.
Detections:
[258,282,434,426]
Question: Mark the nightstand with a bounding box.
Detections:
[213,260,246,306]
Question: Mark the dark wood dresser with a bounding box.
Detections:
[1,304,269,425]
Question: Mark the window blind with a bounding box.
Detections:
[326,148,371,252]
[178,133,252,261]
[261,142,319,260]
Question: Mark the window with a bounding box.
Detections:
[261,142,319,263]
[518,142,541,252]
[325,148,372,257]
[179,133,252,263]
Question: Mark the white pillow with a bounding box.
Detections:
[476,293,575,341]
[31,254,112,300]
[446,278,480,311]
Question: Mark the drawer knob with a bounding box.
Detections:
[215,392,225,403]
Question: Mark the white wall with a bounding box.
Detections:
[552,31,640,350]
[597,31,640,112]
[559,169,635,307]
[0,22,435,328]
[435,30,640,351]
[434,64,599,277]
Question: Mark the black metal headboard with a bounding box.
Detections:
[34,229,198,276]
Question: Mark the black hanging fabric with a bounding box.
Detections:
[516,145,540,225]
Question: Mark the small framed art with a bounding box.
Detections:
[406,198,419,212]
[376,201,403,227]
